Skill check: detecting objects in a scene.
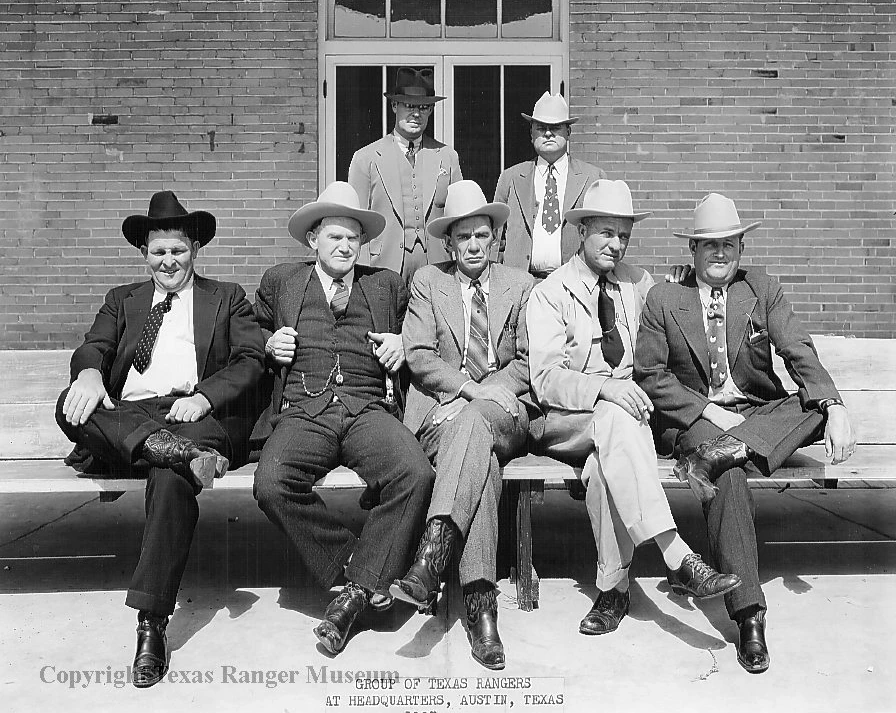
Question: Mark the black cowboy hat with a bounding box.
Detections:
[384,67,445,105]
[122,191,216,248]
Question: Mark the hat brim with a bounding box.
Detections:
[673,222,761,240]
[521,112,578,125]
[122,211,216,248]
[288,203,387,247]
[427,203,511,240]
[385,93,445,105]
[564,209,651,226]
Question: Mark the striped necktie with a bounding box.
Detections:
[330,279,349,319]
[464,279,490,382]
[133,292,175,374]
[405,140,416,168]
[707,287,728,387]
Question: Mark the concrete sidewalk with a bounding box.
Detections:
[2,488,894,713]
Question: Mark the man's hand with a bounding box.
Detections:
[63,368,114,426]
[460,381,520,418]
[664,264,693,283]
[701,402,746,431]
[824,404,856,464]
[598,378,653,421]
[166,393,213,424]
[266,327,298,365]
[432,398,467,426]
[368,331,405,372]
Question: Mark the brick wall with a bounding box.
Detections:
[0,1,318,348]
[570,0,896,337]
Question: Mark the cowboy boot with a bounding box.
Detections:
[313,582,369,655]
[672,433,752,503]
[132,610,169,688]
[141,429,228,489]
[737,609,770,674]
[666,553,742,598]
[465,586,505,670]
[389,517,457,614]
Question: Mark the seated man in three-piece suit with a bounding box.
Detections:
[56,191,266,688]
[390,180,537,671]
[635,192,857,674]
[252,181,435,656]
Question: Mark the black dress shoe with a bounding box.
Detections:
[673,434,751,503]
[141,429,228,489]
[389,518,456,614]
[133,610,169,689]
[465,588,505,670]
[737,609,770,674]
[667,553,742,599]
[579,588,630,635]
[313,583,369,654]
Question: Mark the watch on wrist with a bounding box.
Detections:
[817,398,844,413]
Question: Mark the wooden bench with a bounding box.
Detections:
[2,336,894,611]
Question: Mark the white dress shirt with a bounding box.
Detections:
[696,277,748,404]
[458,267,497,374]
[122,281,198,401]
[531,152,569,272]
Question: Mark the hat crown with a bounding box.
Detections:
[147,191,189,220]
[442,180,491,220]
[692,193,745,234]
[581,179,636,217]
[526,91,573,124]
[390,67,436,98]
[315,181,364,213]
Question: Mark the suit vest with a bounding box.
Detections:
[397,152,427,250]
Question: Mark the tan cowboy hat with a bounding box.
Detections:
[673,193,761,240]
[122,191,216,248]
[287,182,386,247]
[426,180,511,239]
[384,67,445,105]
[565,180,651,226]
[521,91,578,125]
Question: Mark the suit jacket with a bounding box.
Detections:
[402,261,540,436]
[527,258,654,413]
[493,156,606,270]
[634,269,841,434]
[254,262,409,421]
[348,134,463,274]
[69,275,266,464]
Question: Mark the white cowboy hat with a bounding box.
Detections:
[426,180,511,239]
[564,180,651,226]
[521,92,579,125]
[287,182,386,247]
[673,193,761,240]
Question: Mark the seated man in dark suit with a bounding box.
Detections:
[390,180,536,670]
[635,192,857,674]
[253,182,435,655]
[56,191,266,688]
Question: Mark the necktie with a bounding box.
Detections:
[464,279,490,382]
[542,163,560,232]
[707,287,728,388]
[406,140,416,168]
[597,277,624,369]
[133,292,175,374]
[330,279,349,319]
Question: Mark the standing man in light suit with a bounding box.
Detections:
[349,67,463,281]
[494,92,606,279]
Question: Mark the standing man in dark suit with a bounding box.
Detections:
[349,67,463,281]
[389,181,536,671]
[494,92,606,279]
[635,192,857,674]
[253,182,435,655]
[56,191,266,688]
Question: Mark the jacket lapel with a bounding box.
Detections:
[726,277,758,371]
[115,281,155,391]
[511,161,537,236]
[355,268,390,333]
[435,266,466,353]
[563,157,589,215]
[487,266,514,353]
[287,264,314,332]
[670,283,711,381]
[373,137,403,223]
[192,276,222,379]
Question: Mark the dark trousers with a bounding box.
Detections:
[674,393,825,619]
[253,399,435,594]
[56,390,231,615]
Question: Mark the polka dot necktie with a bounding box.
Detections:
[541,163,560,232]
[330,278,349,319]
[597,276,624,369]
[706,287,728,388]
[133,292,175,374]
[464,279,490,382]
[405,140,416,168]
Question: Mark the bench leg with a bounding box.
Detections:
[515,480,540,611]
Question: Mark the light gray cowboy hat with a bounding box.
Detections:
[287,181,386,247]
[673,193,761,240]
[426,180,511,239]
[521,92,579,125]
[564,179,651,226]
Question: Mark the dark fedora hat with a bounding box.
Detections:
[384,67,445,105]
[122,191,216,248]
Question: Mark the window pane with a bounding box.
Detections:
[454,66,501,198]
[336,66,384,181]
[334,0,385,38]
[385,65,436,141]
[503,65,552,169]
[391,0,440,38]
[502,0,553,38]
[446,0,497,38]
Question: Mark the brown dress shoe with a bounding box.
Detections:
[141,429,228,489]
[465,587,505,670]
[673,433,751,503]
[132,610,169,689]
[579,588,630,635]
[737,610,770,673]
[389,517,456,614]
[313,583,369,654]
[667,553,741,598]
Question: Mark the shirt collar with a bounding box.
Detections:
[154,277,193,301]
[392,131,416,151]
[314,263,354,293]
[536,152,569,175]
[572,253,618,293]
[696,276,727,306]
[457,264,490,293]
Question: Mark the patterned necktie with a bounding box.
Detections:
[597,276,624,369]
[330,278,349,319]
[542,163,560,232]
[707,287,728,388]
[133,292,175,374]
[406,140,416,168]
[465,279,490,382]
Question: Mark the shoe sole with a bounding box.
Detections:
[471,651,506,670]
[673,461,719,503]
[670,579,742,600]
[388,582,437,615]
[190,453,229,489]
[313,622,345,655]
[133,659,168,689]
[369,595,394,613]
[737,652,770,674]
